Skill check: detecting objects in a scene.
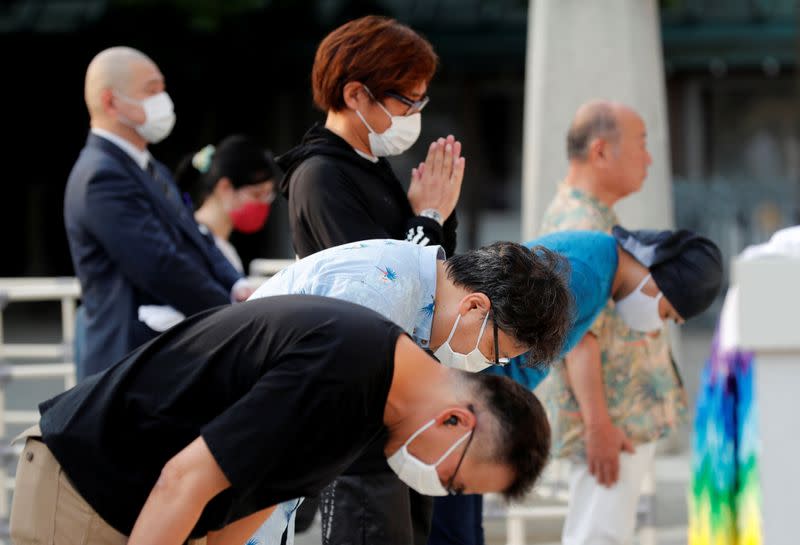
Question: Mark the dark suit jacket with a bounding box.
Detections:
[64,133,242,377]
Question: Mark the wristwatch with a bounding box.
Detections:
[419,208,444,225]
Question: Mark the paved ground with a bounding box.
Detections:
[1,303,715,545]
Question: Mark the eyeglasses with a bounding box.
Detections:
[491,309,511,366]
[445,404,475,495]
[384,90,430,115]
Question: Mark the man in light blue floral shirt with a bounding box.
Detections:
[246,238,573,545]
[251,239,442,350]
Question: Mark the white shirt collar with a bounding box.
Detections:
[353,147,379,163]
[91,128,151,170]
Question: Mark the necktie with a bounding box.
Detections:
[147,160,184,212]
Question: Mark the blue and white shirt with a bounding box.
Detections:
[250,239,444,348]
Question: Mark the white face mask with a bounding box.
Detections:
[387,418,472,496]
[355,90,421,156]
[615,274,664,333]
[433,313,493,373]
[116,91,176,144]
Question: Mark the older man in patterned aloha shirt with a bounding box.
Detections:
[538,100,687,545]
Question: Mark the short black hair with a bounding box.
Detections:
[174,134,280,209]
[466,373,550,500]
[445,242,573,364]
[566,104,619,161]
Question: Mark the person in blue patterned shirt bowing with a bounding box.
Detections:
[246,238,573,545]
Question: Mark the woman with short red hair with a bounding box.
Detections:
[266,14,467,545]
[277,15,464,259]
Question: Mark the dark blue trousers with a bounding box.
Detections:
[427,494,484,545]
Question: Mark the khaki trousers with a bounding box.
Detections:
[9,425,127,545]
[9,425,208,545]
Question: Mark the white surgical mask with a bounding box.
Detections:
[116,91,176,144]
[355,89,421,156]
[615,274,664,332]
[433,313,493,373]
[387,418,472,496]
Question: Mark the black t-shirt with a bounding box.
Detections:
[39,295,403,537]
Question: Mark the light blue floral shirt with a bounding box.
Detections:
[246,238,444,545]
[250,239,443,347]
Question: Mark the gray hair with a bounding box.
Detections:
[566,101,620,161]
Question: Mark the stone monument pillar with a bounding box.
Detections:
[521,0,674,238]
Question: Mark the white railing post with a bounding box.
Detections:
[60,296,77,390]
[505,510,526,545]
[248,259,294,279]
[736,257,800,545]
[0,293,9,526]
[0,278,81,538]
[0,384,6,526]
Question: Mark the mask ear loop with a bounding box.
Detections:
[634,273,653,293]
[637,273,665,303]
[360,84,394,125]
[400,418,437,450]
[434,427,473,466]
[354,109,377,135]
[473,312,490,350]
[398,417,470,465]
[112,91,142,130]
[113,90,138,105]
[444,314,462,344]
[375,100,394,120]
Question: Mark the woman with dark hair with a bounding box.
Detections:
[175,135,278,273]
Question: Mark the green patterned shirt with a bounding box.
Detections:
[538,182,687,460]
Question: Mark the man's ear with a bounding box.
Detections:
[435,407,476,430]
[101,88,118,117]
[342,81,367,111]
[589,137,608,164]
[457,292,491,317]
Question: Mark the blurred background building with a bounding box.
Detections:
[3,0,798,286]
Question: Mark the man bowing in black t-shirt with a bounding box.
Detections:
[9,295,549,545]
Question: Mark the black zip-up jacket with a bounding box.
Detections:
[278,124,457,258]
